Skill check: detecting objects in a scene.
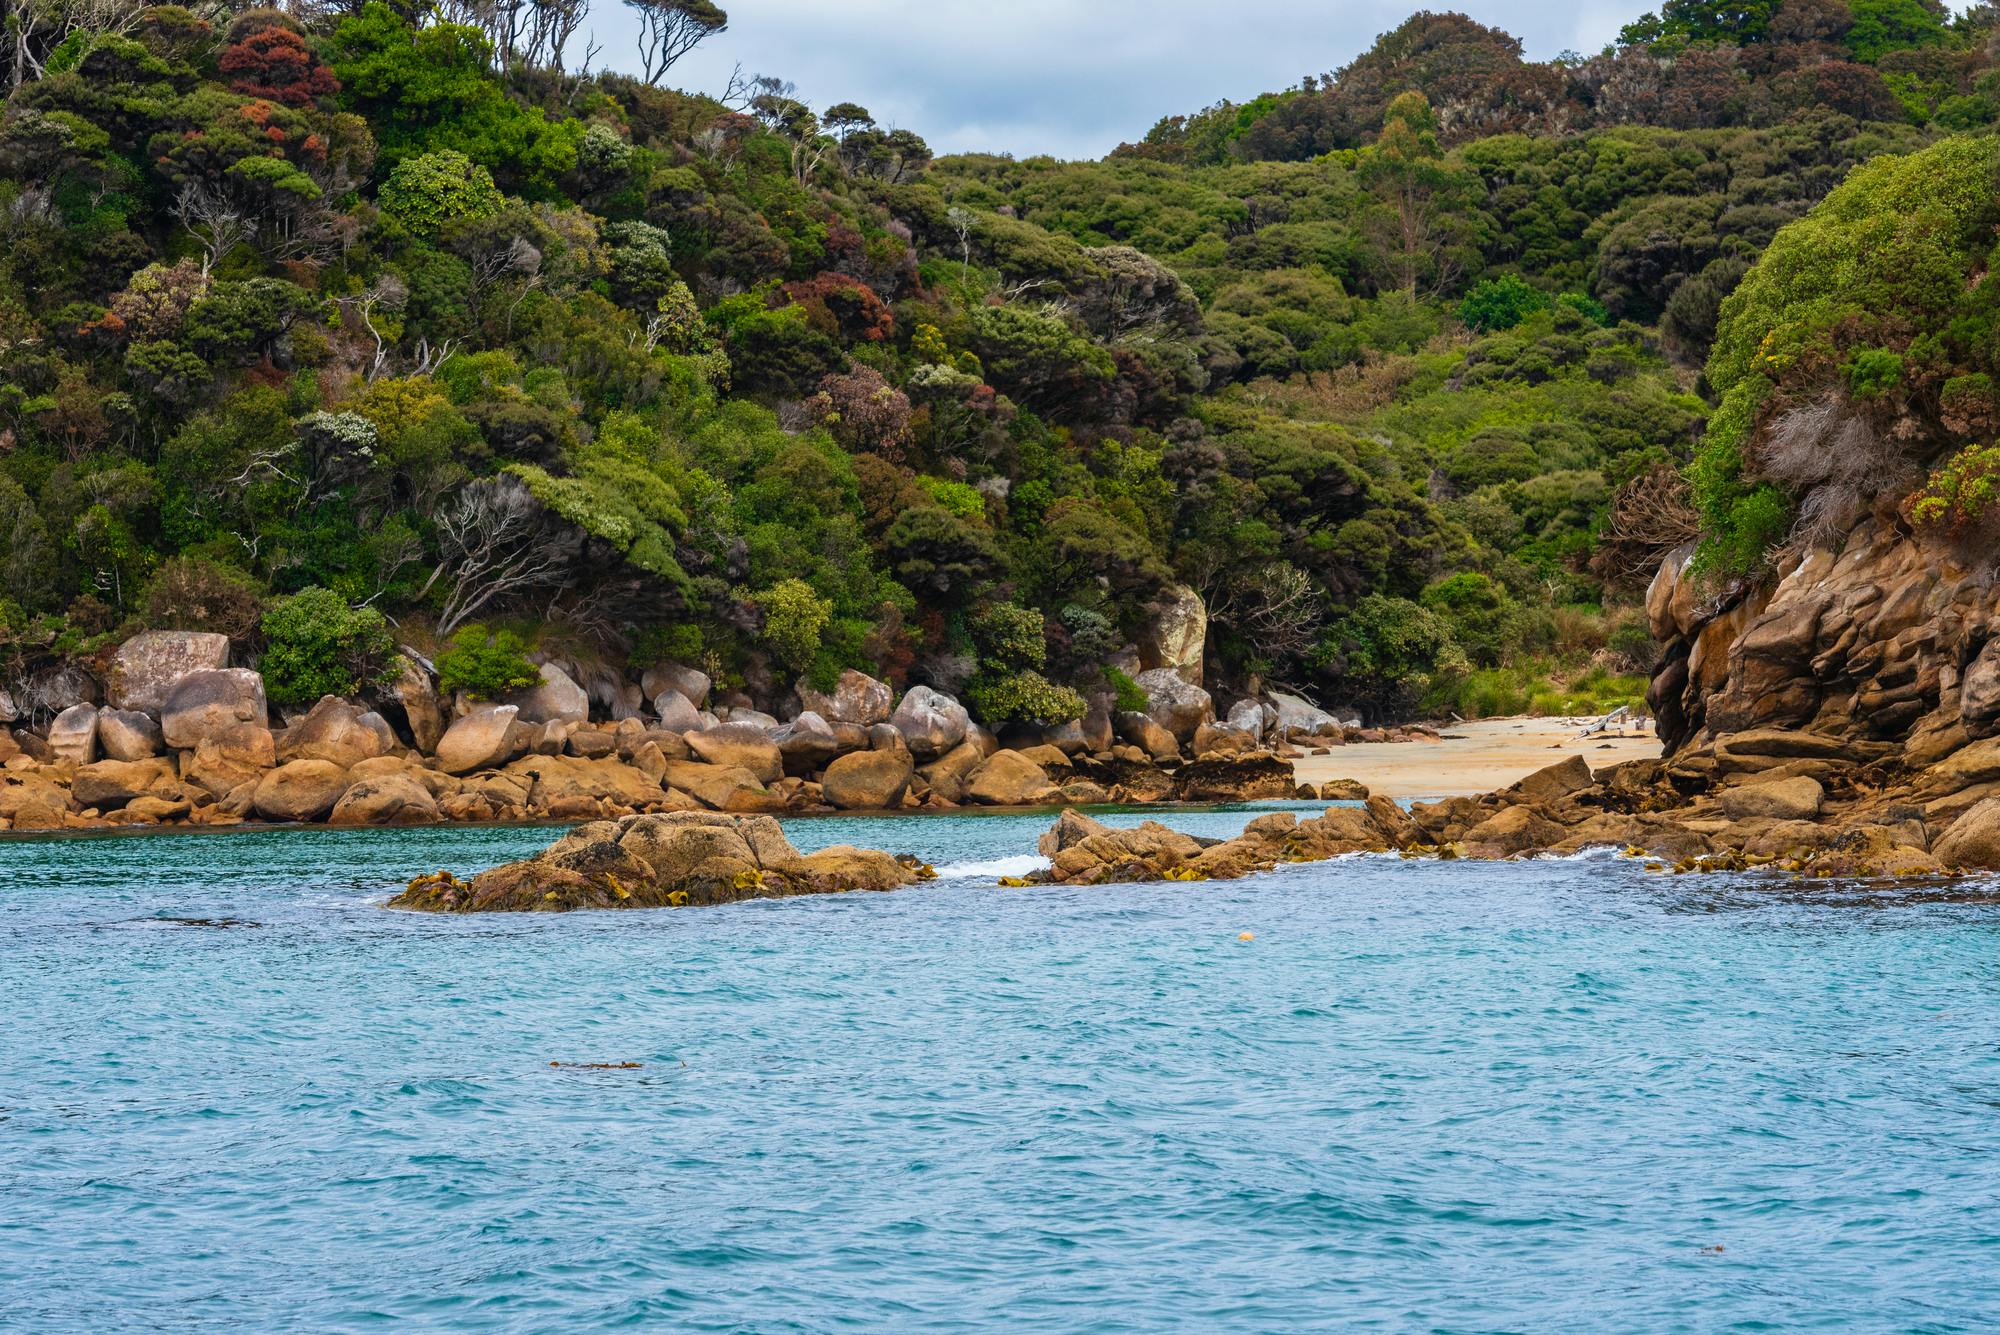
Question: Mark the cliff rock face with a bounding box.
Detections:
[1648,518,1998,754]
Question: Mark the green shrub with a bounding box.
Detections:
[377,149,503,241]
[259,586,400,705]
[1457,275,1549,333]
[1419,572,1520,667]
[966,669,1088,727]
[755,578,833,674]
[1905,444,2000,542]
[1106,665,1149,714]
[435,625,539,699]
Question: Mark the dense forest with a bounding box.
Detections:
[0,0,1993,728]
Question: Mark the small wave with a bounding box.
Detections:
[933,853,1050,880]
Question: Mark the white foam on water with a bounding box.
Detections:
[933,853,1050,881]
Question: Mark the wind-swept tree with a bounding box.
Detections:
[624,0,727,86]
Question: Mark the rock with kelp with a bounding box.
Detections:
[388,811,928,912]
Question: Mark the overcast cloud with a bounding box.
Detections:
[580,1,1641,160]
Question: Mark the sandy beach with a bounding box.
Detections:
[1292,717,1663,801]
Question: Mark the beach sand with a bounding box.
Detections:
[1291,717,1663,801]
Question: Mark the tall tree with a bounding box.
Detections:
[624,0,726,86]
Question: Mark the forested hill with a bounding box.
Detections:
[0,0,1989,728]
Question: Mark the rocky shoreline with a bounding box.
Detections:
[389,728,2000,914]
[0,631,1418,835]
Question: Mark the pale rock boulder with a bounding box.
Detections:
[642,662,711,710]
[890,686,968,759]
[1267,691,1338,738]
[1961,641,2000,726]
[1138,583,1207,686]
[821,749,914,810]
[252,760,351,822]
[508,662,590,725]
[106,630,231,714]
[1135,668,1212,742]
[97,709,164,762]
[772,712,842,775]
[919,741,986,804]
[48,704,99,765]
[435,705,531,776]
[1936,797,2000,868]
[1225,699,1267,740]
[798,669,893,726]
[162,669,269,751]
[652,690,704,733]
[660,759,776,812]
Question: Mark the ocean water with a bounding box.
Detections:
[4,807,1999,1333]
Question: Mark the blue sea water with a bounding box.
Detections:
[4,806,1999,1333]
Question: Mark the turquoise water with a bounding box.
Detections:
[5,808,2000,1332]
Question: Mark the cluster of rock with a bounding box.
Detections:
[390,811,929,913]
[0,631,1361,832]
[1025,730,1999,886]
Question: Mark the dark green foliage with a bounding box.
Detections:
[434,625,539,699]
[259,586,401,705]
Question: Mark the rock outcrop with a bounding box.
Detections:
[105,631,231,714]
[1138,584,1207,686]
[161,669,268,751]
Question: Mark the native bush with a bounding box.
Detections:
[259,586,401,704]
[434,624,540,699]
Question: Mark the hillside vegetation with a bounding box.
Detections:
[0,0,1990,724]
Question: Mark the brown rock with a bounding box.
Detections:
[1016,744,1073,772]
[506,662,590,725]
[1137,583,1207,686]
[919,741,986,804]
[330,775,439,826]
[642,662,711,710]
[1040,808,1110,857]
[71,759,176,810]
[505,754,668,812]
[1114,710,1180,762]
[821,749,914,810]
[160,668,268,751]
[184,723,277,798]
[1171,755,1297,802]
[1719,776,1825,823]
[1463,806,1567,858]
[279,696,391,769]
[775,845,920,893]
[252,760,351,822]
[434,705,531,775]
[1507,754,1595,805]
[0,772,72,821]
[97,709,163,762]
[1934,797,2000,869]
[889,686,969,759]
[660,759,775,812]
[964,750,1060,806]
[1135,668,1213,740]
[126,794,191,822]
[386,656,446,754]
[772,711,842,774]
[1319,779,1369,801]
[686,723,784,784]
[48,704,99,765]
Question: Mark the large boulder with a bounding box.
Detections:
[183,723,276,798]
[507,662,589,726]
[279,696,392,769]
[963,750,1060,806]
[1135,669,1212,741]
[771,711,842,774]
[777,846,920,893]
[890,686,969,759]
[1224,699,1267,740]
[252,760,351,822]
[1720,776,1826,823]
[1463,806,1568,858]
[1508,755,1596,805]
[505,754,668,813]
[48,704,99,765]
[919,740,986,803]
[797,668,893,726]
[1962,641,2000,726]
[621,811,800,881]
[1172,755,1297,802]
[1114,710,1180,762]
[1267,691,1338,738]
[330,774,439,826]
[105,630,230,714]
[660,759,779,812]
[386,656,446,754]
[821,749,914,810]
[72,758,177,810]
[1138,584,1207,686]
[97,709,163,762]
[434,705,532,775]
[686,723,784,784]
[161,669,268,751]
[642,662,711,709]
[1935,797,2000,869]
[651,690,704,733]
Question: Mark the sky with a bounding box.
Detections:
[580,0,1643,161]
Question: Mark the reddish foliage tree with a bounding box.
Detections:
[807,366,915,458]
[783,272,895,343]
[220,26,338,108]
